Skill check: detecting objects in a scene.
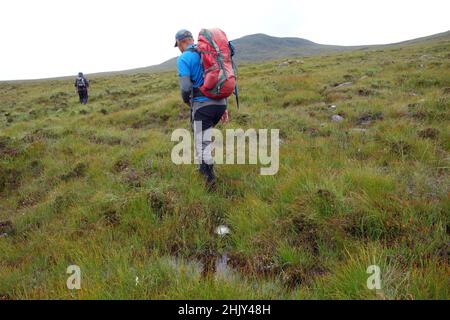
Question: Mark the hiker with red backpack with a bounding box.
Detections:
[175,28,238,190]
[74,72,90,105]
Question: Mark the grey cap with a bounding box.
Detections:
[174,29,193,47]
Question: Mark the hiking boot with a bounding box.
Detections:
[199,163,216,191]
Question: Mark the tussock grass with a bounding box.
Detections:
[0,38,449,299]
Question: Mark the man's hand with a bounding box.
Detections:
[221,110,229,124]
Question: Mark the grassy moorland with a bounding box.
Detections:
[0,37,449,300]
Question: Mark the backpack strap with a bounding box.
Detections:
[77,77,86,87]
[193,87,205,98]
[187,45,199,53]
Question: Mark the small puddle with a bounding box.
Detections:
[166,253,232,280]
[200,253,231,279]
[166,225,233,280]
[215,253,230,278]
[166,256,203,277]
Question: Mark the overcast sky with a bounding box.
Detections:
[1,0,449,80]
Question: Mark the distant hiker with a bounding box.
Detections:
[175,28,238,190]
[74,72,89,104]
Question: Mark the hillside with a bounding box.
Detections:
[395,30,450,45]
[230,33,357,62]
[104,34,359,75]
[0,35,449,299]
[100,31,450,75]
[5,31,449,81]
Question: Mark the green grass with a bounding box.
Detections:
[0,38,449,300]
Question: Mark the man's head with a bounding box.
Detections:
[78,72,83,77]
[174,29,194,52]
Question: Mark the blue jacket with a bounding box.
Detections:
[177,44,226,107]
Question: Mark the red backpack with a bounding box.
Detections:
[195,28,239,106]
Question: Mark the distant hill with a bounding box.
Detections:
[229,33,360,62]
[107,30,450,75]
[393,30,450,45]
[112,34,360,75]
[4,30,450,81]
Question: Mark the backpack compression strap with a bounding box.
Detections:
[189,45,240,109]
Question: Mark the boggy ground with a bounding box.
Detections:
[0,37,449,299]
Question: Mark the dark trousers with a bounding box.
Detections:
[192,105,227,131]
[78,89,88,104]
